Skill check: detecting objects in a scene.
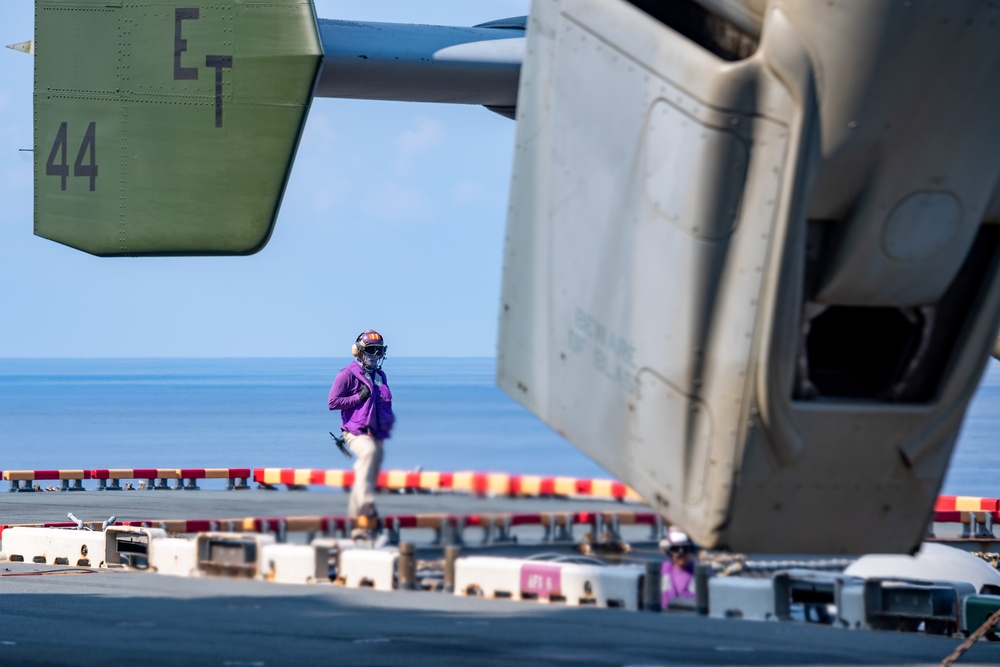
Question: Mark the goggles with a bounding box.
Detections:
[363,345,385,357]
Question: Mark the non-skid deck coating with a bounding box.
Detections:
[0,490,636,531]
[1,491,1000,667]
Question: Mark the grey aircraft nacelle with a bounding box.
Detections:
[24,0,1000,554]
[497,0,1000,554]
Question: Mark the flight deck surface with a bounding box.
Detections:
[1,491,999,666]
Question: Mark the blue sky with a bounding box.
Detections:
[0,1,530,357]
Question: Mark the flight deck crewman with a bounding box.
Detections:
[328,329,395,539]
[660,529,698,609]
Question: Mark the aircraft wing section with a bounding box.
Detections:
[314,19,524,110]
[33,0,322,255]
[499,0,1000,554]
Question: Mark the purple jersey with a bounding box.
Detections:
[328,361,394,439]
[661,559,696,607]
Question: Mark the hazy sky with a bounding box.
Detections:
[0,1,530,357]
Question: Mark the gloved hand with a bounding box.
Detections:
[357,385,371,404]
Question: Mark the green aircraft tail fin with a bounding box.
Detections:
[34,0,322,256]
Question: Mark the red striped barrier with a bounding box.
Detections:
[3,468,254,492]
[91,468,173,491]
[248,474,1000,527]
[89,468,251,491]
[4,469,92,492]
[4,465,1000,528]
[933,496,1000,536]
[5,504,999,547]
[176,468,252,490]
[5,470,81,481]
[935,495,1000,513]
[255,468,355,488]
[251,468,646,502]
[0,510,667,546]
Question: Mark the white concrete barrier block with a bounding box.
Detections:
[195,532,277,578]
[709,577,777,621]
[104,526,166,568]
[454,556,526,599]
[0,527,108,567]
[559,563,643,610]
[148,536,199,577]
[773,569,862,622]
[454,557,643,610]
[337,548,399,591]
[837,582,867,629]
[261,543,328,585]
[862,578,965,633]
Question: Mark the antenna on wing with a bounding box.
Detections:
[5,40,33,55]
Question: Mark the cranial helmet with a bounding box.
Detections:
[660,528,695,554]
[352,330,387,371]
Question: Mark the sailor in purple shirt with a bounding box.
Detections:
[328,329,395,539]
[661,529,698,609]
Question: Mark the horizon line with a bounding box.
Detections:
[0,355,499,360]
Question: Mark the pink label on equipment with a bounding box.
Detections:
[520,563,562,596]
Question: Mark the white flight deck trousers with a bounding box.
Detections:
[343,431,384,520]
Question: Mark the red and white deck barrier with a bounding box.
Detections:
[253,468,643,502]
[2,468,251,492]
[3,467,1000,539]
[0,509,665,546]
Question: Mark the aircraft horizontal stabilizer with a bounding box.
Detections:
[33,0,322,255]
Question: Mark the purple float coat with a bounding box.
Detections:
[328,360,395,439]
[661,560,696,608]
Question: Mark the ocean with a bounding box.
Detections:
[1,357,998,497]
[0,357,605,483]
